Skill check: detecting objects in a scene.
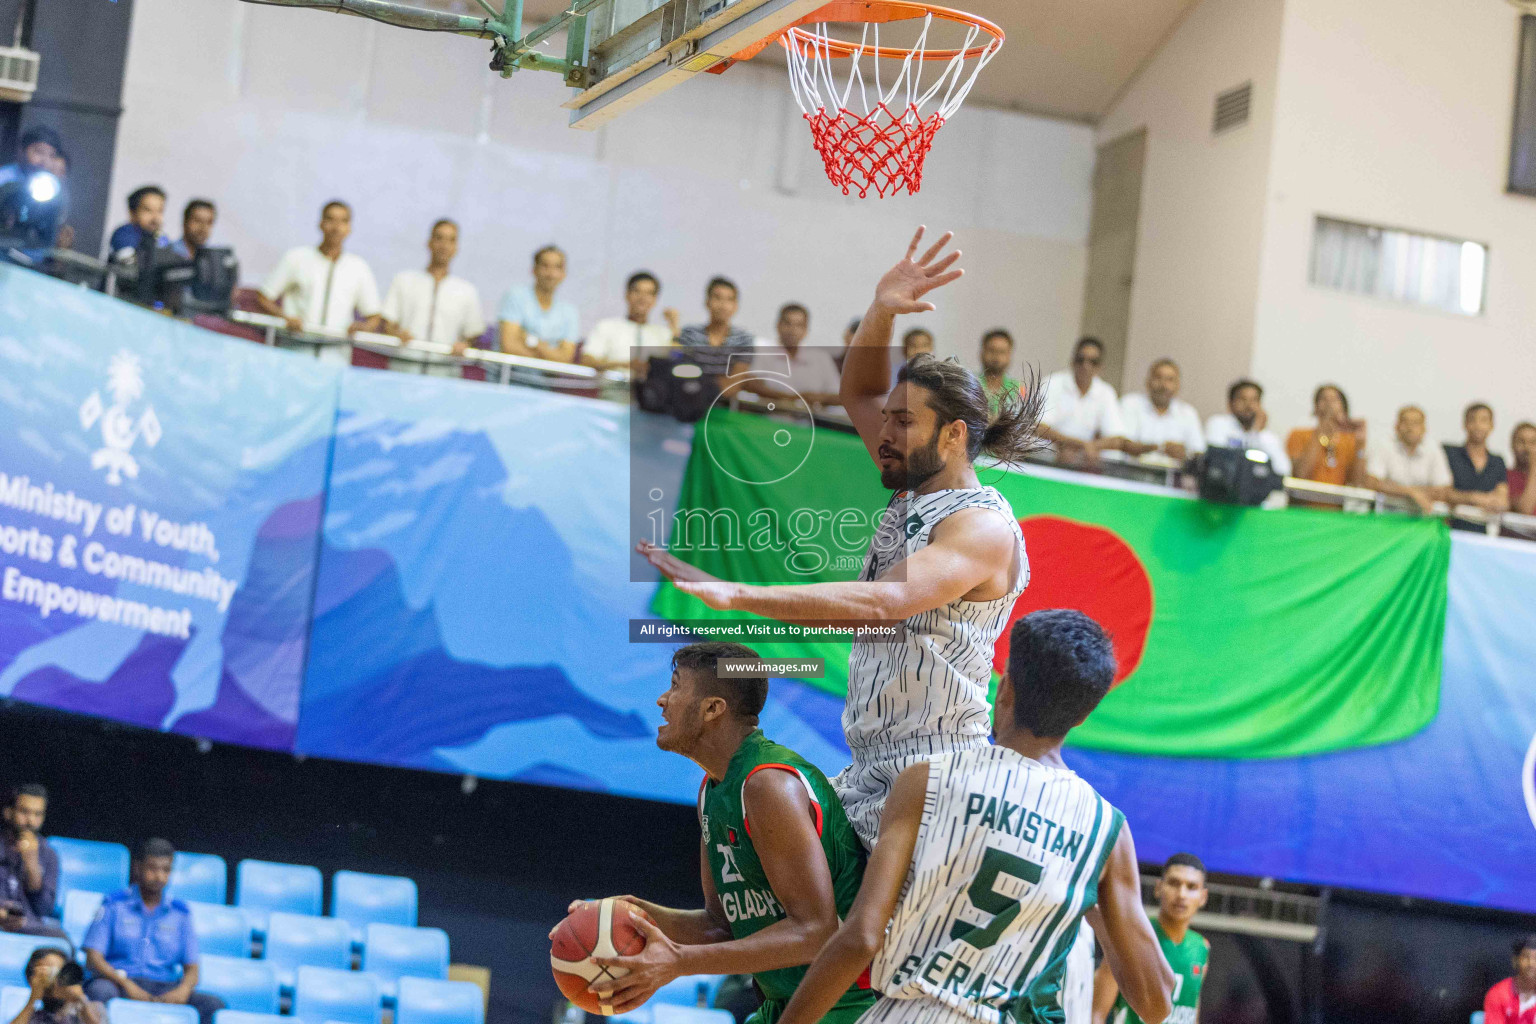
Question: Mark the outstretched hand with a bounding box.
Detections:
[637,541,721,585]
[872,226,964,316]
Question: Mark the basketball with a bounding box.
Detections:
[549,898,649,1016]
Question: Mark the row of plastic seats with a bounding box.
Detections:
[47,841,417,942]
[609,1004,734,1024]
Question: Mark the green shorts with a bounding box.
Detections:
[748,990,879,1024]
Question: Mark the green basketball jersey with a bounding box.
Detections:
[1112,920,1209,1024]
[699,730,874,1011]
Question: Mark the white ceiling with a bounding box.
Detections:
[423,0,1200,122]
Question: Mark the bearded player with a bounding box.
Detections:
[1093,855,1210,1024]
[770,610,1175,1024]
[640,226,1044,848]
[571,642,876,1024]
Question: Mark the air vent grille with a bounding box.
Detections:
[1213,81,1252,135]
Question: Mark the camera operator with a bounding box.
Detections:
[9,948,102,1024]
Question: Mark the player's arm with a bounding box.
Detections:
[660,507,1014,625]
[596,771,840,1010]
[1091,957,1121,1024]
[777,761,929,1024]
[1084,826,1175,1024]
[841,227,964,463]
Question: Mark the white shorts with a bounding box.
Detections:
[854,995,1001,1024]
[832,736,987,848]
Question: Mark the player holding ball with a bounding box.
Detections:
[554,643,875,1023]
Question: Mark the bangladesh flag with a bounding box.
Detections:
[651,412,1449,758]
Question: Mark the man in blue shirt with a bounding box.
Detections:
[170,199,216,261]
[107,186,169,256]
[83,839,222,1024]
[497,244,580,362]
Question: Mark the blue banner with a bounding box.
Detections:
[0,267,337,749]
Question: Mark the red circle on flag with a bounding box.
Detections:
[991,515,1154,689]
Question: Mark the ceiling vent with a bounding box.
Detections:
[0,46,40,104]
[1213,81,1252,135]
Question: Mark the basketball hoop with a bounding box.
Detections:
[764,1,1004,198]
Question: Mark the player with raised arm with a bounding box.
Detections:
[569,642,876,1024]
[767,610,1176,1024]
[639,227,1045,848]
[1093,855,1210,1024]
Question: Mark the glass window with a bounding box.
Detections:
[1308,216,1487,316]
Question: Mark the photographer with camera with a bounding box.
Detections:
[9,948,101,1024]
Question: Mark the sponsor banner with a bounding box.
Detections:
[0,266,337,749]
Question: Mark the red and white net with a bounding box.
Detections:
[783,14,1001,198]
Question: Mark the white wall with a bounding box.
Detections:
[109,0,1093,376]
[1250,0,1536,451]
[1095,0,1285,420]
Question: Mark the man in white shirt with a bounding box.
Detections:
[1204,378,1292,475]
[1119,358,1207,460]
[380,219,486,352]
[258,200,381,335]
[1364,404,1453,512]
[1038,337,1134,462]
[581,271,679,372]
[748,303,843,408]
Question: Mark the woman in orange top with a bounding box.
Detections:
[1287,383,1366,487]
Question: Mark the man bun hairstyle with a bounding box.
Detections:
[897,354,1045,465]
[671,642,768,720]
[1005,609,1116,738]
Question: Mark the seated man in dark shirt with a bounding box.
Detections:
[676,276,756,379]
[83,839,223,1024]
[9,948,104,1024]
[1,784,64,941]
[107,186,168,257]
[1443,402,1509,526]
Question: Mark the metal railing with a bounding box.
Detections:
[1139,875,1322,943]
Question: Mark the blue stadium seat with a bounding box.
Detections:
[0,933,70,987]
[212,1013,285,1024]
[196,954,279,1015]
[262,911,351,990]
[1472,1014,1486,1024]
[105,998,199,1024]
[650,976,727,1008]
[394,978,483,1024]
[235,860,323,934]
[0,986,31,1021]
[62,889,106,954]
[169,852,228,905]
[292,965,382,1024]
[188,900,254,959]
[611,1006,735,1024]
[48,838,130,916]
[331,872,417,942]
[360,924,448,998]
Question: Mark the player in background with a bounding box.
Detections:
[771,610,1176,1024]
[573,642,876,1024]
[1093,855,1210,1024]
[639,227,1045,848]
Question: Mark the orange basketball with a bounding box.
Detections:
[550,898,649,1016]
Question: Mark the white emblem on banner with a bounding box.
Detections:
[79,350,161,486]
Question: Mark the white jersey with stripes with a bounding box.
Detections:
[844,485,1028,758]
[867,745,1124,1024]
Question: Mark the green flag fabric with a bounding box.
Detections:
[651,412,1448,759]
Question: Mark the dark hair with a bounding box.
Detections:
[10,783,46,804]
[706,276,737,300]
[1514,935,1536,957]
[430,218,457,234]
[845,317,861,334]
[902,327,933,345]
[127,185,165,214]
[1163,852,1207,879]
[24,947,67,979]
[1149,357,1179,374]
[1465,401,1493,422]
[627,271,659,292]
[52,148,68,169]
[533,244,564,266]
[897,354,1044,464]
[183,199,215,223]
[1313,383,1349,416]
[981,328,1013,349]
[671,642,767,720]
[20,126,63,153]
[134,837,175,863]
[1072,337,1104,359]
[778,303,809,322]
[1005,609,1116,738]
[1228,379,1263,404]
[321,200,351,218]
[1514,421,1536,440]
